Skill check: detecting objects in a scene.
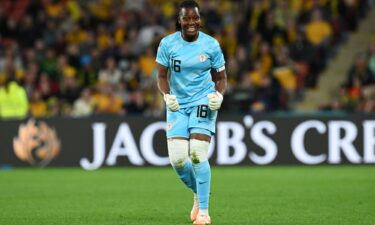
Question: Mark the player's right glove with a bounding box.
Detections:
[164,94,180,112]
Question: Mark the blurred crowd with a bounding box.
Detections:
[0,0,372,120]
[321,33,375,113]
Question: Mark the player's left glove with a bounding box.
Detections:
[207,91,223,111]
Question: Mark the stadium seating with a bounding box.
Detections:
[0,0,372,119]
[320,32,375,112]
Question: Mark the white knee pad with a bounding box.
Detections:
[190,139,210,164]
[168,139,189,168]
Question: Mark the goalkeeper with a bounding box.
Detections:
[155,1,227,224]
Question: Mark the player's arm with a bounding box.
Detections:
[207,38,227,111]
[157,63,179,112]
[157,63,170,95]
[208,68,227,111]
[214,69,227,95]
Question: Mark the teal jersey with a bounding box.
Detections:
[156,31,225,107]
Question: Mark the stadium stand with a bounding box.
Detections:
[0,0,373,119]
[319,32,375,112]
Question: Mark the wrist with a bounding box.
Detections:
[163,93,169,101]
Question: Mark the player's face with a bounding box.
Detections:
[179,7,201,40]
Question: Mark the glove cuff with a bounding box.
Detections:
[215,91,223,100]
[163,93,169,102]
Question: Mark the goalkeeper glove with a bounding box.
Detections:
[164,94,179,112]
[207,91,223,111]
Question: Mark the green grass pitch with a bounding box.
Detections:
[0,166,374,225]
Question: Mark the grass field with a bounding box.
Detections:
[0,166,374,225]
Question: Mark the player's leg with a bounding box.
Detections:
[188,105,217,225]
[167,138,196,193]
[166,109,197,194]
[190,132,212,225]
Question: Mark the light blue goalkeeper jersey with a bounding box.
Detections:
[156,31,225,107]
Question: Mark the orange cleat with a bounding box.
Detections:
[190,196,199,221]
[193,213,211,225]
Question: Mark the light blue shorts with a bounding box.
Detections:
[166,104,218,138]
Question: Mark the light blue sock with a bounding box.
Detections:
[193,160,211,209]
[173,160,197,193]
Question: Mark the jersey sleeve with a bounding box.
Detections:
[211,40,225,70]
[156,39,169,67]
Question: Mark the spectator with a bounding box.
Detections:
[338,0,361,31]
[98,57,122,85]
[258,11,288,46]
[305,9,333,75]
[345,52,374,88]
[362,86,375,112]
[138,48,156,78]
[93,83,125,115]
[0,0,371,117]
[305,9,332,46]
[71,88,95,117]
[76,55,97,88]
[273,49,297,97]
[23,62,38,98]
[289,31,315,87]
[290,31,315,64]
[29,89,47,118]
[126,90,148,114]
[59,75,81,105]
[36,72,59,100]
[0,76,28,119]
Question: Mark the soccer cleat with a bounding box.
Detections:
[190,196,199,221]
[193,213,211,225]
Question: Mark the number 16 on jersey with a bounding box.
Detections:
[171,59,181,72]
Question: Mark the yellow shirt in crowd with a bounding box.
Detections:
[30,101,48,118]
[0,82,29,119]
[273,67,297,92]
[305,21,332,45]
[93,93,123,114]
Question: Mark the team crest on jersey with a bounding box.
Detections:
[199,53,207,62]
[167,122,173,130]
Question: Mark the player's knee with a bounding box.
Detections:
[167,139,189,168]
[190,139,210,164]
